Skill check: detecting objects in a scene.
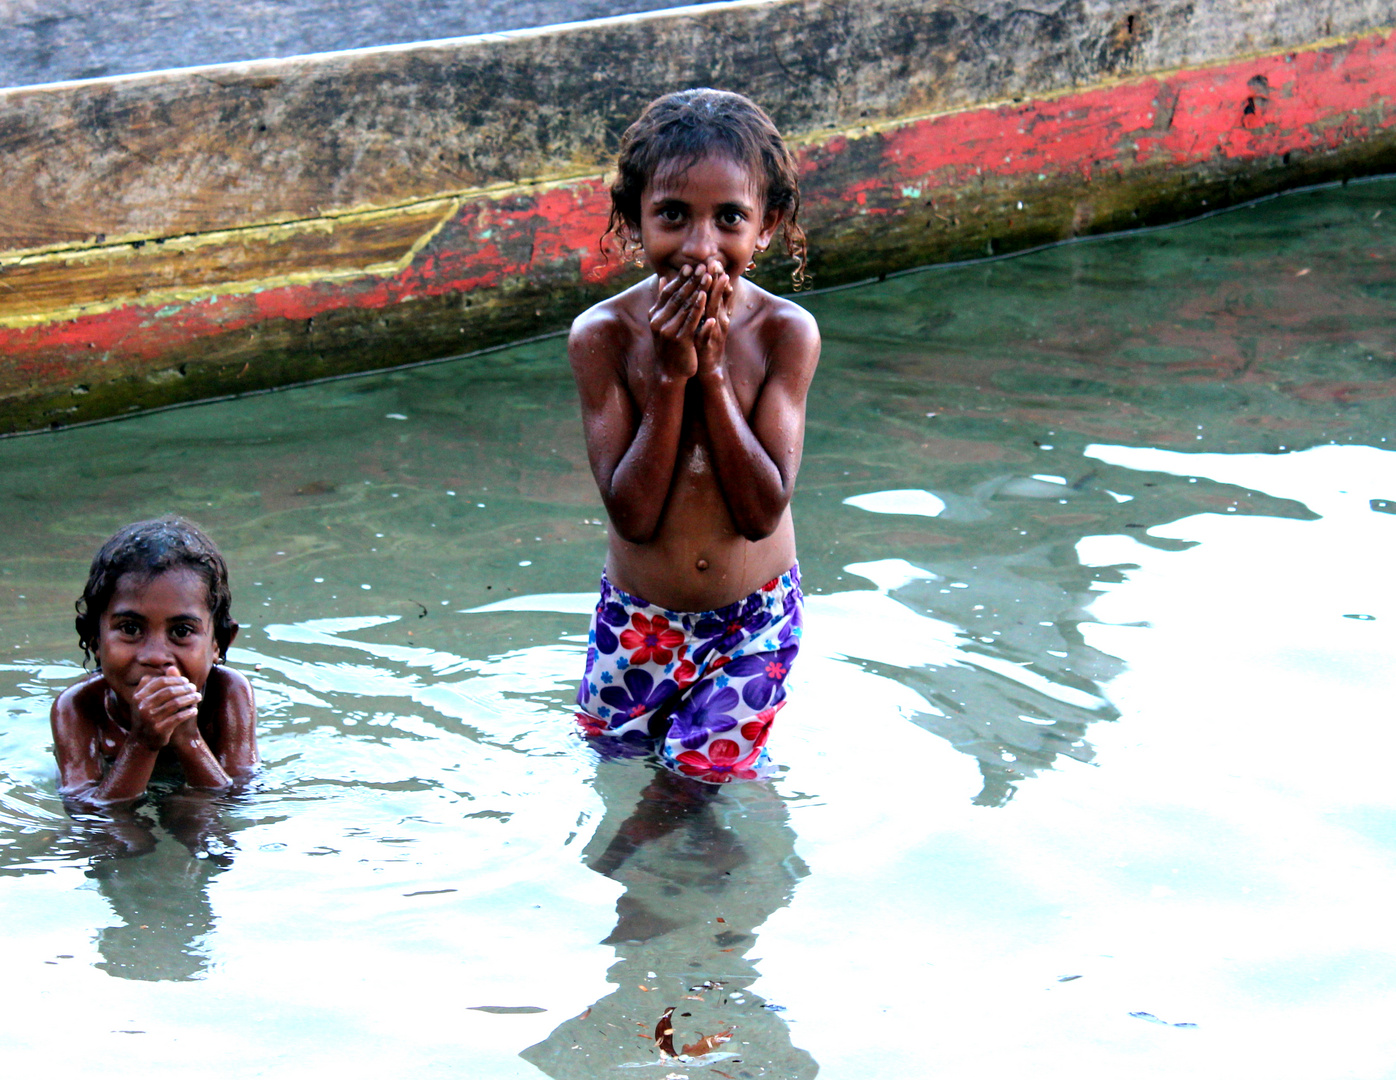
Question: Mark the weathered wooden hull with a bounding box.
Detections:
[1,0,1393,432]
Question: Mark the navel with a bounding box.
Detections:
[696,558,709,572]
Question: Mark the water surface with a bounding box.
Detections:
[0,179,1393,1078]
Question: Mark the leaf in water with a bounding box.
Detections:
[682,1029,734,1057]
[654,1006,677,1057]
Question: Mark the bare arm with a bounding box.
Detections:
[52,676,164,805]
[570,270,710,543]
[696,277,821,540]
[193,665,258,783]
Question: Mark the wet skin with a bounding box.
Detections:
[570,152,821,611]
[51,568,257,805]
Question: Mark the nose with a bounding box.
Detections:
[680,220,719,263]
[136,634,173,669]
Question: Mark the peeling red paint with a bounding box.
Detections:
[2,31,1394,396]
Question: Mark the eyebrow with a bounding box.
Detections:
[649,195,754,213]
[107,608,204,623]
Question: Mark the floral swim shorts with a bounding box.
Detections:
[575,565,803,783]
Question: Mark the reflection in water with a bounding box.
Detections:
[817,542,1124,806]
[58,788,241,981]
[523,765,817,1078]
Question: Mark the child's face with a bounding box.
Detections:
[96,568,221,703]
[638,153,780,281]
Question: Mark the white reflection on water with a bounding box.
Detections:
[747,444,1396,1079]
[843,488,948,517]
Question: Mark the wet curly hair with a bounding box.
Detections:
[74,517,235,666]
[605,88,808,288]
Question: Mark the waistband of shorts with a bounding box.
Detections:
[600,562,801,619]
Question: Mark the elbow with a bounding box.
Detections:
[63,785,136,810]
[733,490,791,542]
[611,519,657,545]
[602,498,658,545]
[738,522,779,543]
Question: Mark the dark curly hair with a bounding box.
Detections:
[75,517,235,666]
[605,88,808,288]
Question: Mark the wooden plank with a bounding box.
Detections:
[0,201,456,326]
[2,0,1391,252]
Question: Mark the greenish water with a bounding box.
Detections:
[0,179,1393,1078]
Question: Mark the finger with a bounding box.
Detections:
[652,271,700,322]
[680,290,707,336]
[665,279,705,325]
[649,267,689,315]
[138,674,197,697]
[141,684,202,714]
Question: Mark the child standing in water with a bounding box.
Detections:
[51,518,257,805]
[571,89,820,782]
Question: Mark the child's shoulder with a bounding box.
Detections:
[52,670,104,722]
[207,663,253,704]
[569,281,650,355]
[747,285,820,359]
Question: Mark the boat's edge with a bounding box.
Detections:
[1,0,1392,433]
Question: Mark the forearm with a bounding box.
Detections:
[601,377,689,542]
[698,373,791,539]
[169,726,234,790]
[80,742,161,805]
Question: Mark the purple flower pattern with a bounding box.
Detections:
[574,566,804,784]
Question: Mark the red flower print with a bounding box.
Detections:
[574,711,607,737]
[762,578,779,592]
[673,645,697,688]
[740,705,780,748]
[675,738,763,783]
[619,613,685,666]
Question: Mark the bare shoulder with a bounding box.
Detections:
[751,288,820,374]
[51,673,107,790]
[768,291,820,339]
[205,665,255,729]
[204,665,258,773]
[208,664,253,700]
[51,671,104,734]
[569,283,649,371]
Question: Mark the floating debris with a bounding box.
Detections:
[468,1005,547,1014]
[682,1030,734,1057]
[655,1006,677,1057]
[1130,1011,1197,1028]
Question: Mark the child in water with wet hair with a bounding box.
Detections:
[570,88,820,782]
[51,518,257,805]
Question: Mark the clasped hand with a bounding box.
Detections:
[129,664,203,751]
[647,259,733,382]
